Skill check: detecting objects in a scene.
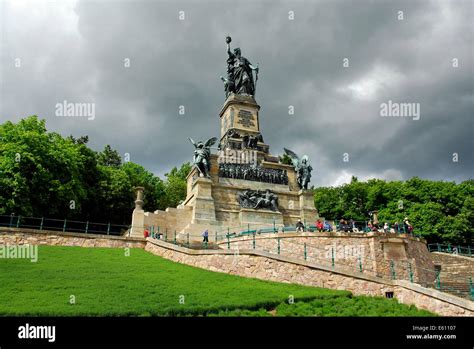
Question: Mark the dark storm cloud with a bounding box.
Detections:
[1,0,472,186]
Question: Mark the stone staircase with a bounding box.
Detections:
[430,252,474,300]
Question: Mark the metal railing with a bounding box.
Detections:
[214,234,474,301]
[0,214,129,236]
[428,243,473,258]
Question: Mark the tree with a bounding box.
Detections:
[314,177,474,244]
[0,116,170,225]
[279,153,293,165]
[0,116,89,218]
[97,145,122,167]
[162,163,192,209]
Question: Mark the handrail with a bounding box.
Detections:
[0,214,129,236]
[428,243,473,257]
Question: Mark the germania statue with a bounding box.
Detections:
[220,36,259,98]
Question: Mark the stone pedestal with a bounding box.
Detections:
[130,187,145,238]
[219,94,261,136]
[381,238,408,260]
[298,189,319,224]
[239,208,283,226]
[190,177,217,222]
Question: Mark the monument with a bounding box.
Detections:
[131,36,320,240]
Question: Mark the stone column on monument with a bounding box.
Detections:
[372,210,379,225]
[298,189,319,226]
[134,186,145,210]
[130,186,145,238]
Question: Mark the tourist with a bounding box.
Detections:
[393,222,399,233]
[339,219,345,231]
[144,228,149,238]
[383,222,389,233]
[202,229,209,243]
[296,219,305,232]
[403,218,409,234]
[350,219,356,230]
[316,219,324,232]
[323,221,332,232]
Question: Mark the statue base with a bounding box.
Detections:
[239,208,283,226]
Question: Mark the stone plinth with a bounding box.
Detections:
[239,208,283,226]
[189,177,217,222]
[130,208,145,238]
[298,189,319,224]
[219,94,261,137]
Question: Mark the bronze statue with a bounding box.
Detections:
[218,163,288,185]
[237,189,279,211]
[221,36,259,98]
[242,133,263,149]
[254,189,279,211]
[283,148,313,190]
[189,137,217,178]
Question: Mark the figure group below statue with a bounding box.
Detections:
[237,189,279,211]
[219,163,288,185]
[220,36,259,98]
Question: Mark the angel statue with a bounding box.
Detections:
[188,137,217,178]
[283,148,313,190]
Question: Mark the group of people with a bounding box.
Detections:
[296,219,333,232]
[359,218,414,234]
[315,220,333,232]
[388,218,414,234]
[146,217,415,241]
[297,218,415,234]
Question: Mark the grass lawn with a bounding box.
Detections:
[0,246,435,316]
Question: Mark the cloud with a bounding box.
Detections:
[1,0,472,187]
[336,64,405,101]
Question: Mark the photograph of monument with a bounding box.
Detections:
[0,0,472,347]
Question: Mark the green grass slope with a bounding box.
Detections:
[0,246,435,316]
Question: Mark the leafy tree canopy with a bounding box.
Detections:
[0,116,190,225]
[314,177,473,244]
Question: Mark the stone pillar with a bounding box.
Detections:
[372,210,379,225]
[130,187,145,238]
[298,189,319,225]
[190,178,217,223]
[134,187,144,210]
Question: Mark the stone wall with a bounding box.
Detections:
[218,232,435,285]
[0,228,145,249]
[431,252,474,281]
[131,205,194,238]
[430,252,474,298]
[145,238,474,316]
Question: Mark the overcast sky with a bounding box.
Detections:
[1,0,472,187]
